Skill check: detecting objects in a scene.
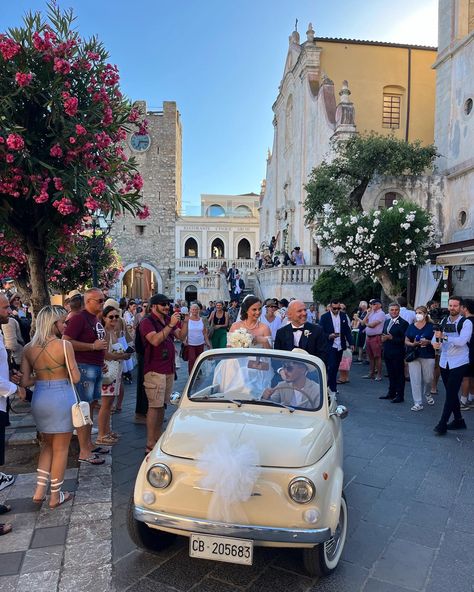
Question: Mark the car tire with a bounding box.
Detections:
[127,494,176,553]
[302,492,347,577]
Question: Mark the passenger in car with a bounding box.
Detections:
[262,361,320,409]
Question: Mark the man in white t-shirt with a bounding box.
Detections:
[261,299,282,344]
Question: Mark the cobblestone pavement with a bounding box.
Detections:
[112,362,474,592]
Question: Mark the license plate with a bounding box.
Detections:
[190,533,253,565]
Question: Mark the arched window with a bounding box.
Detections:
[185,284,198,304]
[211,238,225,258]
[235,205,252,217]
[379,191,402,209]
[237,238,251,259]
[184,237,198,257]
[207,204,225,217]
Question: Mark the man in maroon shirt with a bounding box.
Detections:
[140,293,183,453]
[63,288,107,464]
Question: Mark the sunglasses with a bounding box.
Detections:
[107,315,120,320]
[268,305,278,309]
[332,307,341,311]
[283,364,298,371]
[92,298,105,303]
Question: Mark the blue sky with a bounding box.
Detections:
[1,1,438,214]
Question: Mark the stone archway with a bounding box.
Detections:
[118,263,163,300]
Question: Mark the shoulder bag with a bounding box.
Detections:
[63,340,92,428]
[102,339,121,385]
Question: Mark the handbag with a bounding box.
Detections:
[405,348,419,363]
[63,341,92,428]
[102,339,121,385]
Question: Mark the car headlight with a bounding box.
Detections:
[288,477,315,504]
[147,463,172,488]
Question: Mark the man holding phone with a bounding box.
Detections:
[140,294,184,454]
[432,296,472,435]
[361,299,385,381]
[319,299,353,394]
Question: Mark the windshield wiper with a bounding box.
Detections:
[242,399,295,413]
[190,395,243,407]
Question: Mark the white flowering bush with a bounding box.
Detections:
[227,328,254,349]
[314,200,438,299]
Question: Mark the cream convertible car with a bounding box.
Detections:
[128,348,348,577]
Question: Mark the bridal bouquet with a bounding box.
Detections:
[227,328,253,348]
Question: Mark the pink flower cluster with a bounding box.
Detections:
[6,134,25,151]
[62,93,78,117]
[0,35,21,60]
[50,144,63,158]
[87,176,107,196]
[52,197,78,216]
[53,57,71,75]
[32,29,57,52]
[137,205,150,220]
[15,72,33,87]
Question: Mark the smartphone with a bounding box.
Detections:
[125,346,135,354]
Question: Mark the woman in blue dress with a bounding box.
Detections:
[20,305,80,508]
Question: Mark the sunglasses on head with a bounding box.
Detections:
[107,314,120,320]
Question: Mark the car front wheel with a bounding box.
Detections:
[127,494,176,553]
[302,492,347,577]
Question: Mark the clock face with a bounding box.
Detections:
[130,133,151,152]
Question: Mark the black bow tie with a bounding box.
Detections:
[292,326,304,332]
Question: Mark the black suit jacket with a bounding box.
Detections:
[318,311,353,350]
[274,321,328,366]
[382,317,409,359]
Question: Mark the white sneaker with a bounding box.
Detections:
[411,404,424,412]
[0,472,15,491]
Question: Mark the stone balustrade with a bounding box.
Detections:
[255,265,331,301]
[176,258,255,273]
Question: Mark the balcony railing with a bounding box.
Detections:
[256,265,330,285]
[176,258,255,273]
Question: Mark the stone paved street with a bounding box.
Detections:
[111,362,474,592]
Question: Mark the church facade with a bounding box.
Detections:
[259,26,438,268]
[430,0,474,296]
[109,101,182,300]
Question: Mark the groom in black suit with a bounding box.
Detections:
[274,300,328,365]
[379,302,409,403]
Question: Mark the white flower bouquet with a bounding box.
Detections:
[227,328,254,349]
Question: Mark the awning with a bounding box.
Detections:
[436,251,474,265]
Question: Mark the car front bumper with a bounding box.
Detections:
[134,505,332,544]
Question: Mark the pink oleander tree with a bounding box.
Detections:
[0,4,148,315]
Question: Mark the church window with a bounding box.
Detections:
[464,98,473,115]
[207,204,226,217]
[458,210,467,227]
[382,94,401,129]
[184,237,198,257]
[135,225,145,237]
[237,238,251,259]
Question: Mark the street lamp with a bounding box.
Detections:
[432,267,443,281]
[88,209,114,287]
[454,266,466,281]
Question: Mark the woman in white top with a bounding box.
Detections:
[182,303,211,373]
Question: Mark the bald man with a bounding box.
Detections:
[274,300,328,365]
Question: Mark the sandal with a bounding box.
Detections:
[91,446,110,455]
[95,434,118,446]
[78,454,105,465]
[33,468,49,503]
[0,523,12,535]
[49,480,73,509]
[108,431,120,438]
[0,504,11,515]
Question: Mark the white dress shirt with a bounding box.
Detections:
[291,325,303,347]
[0,333,18,413]
[432,316,473,369]
[330,312,341,350]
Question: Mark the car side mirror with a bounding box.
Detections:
[330,405,348,419]
[170,392,181,406]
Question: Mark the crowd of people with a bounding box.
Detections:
[0,283,473,537]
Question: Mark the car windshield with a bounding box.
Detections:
[188,352,323,412]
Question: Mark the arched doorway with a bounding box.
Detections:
[185,284,198,305]
[211,238,225,258]
[184,237,198,257]
[237,238,251,259]
[119,263,162,300]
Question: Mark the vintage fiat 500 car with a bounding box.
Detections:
[128,348,348,576]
